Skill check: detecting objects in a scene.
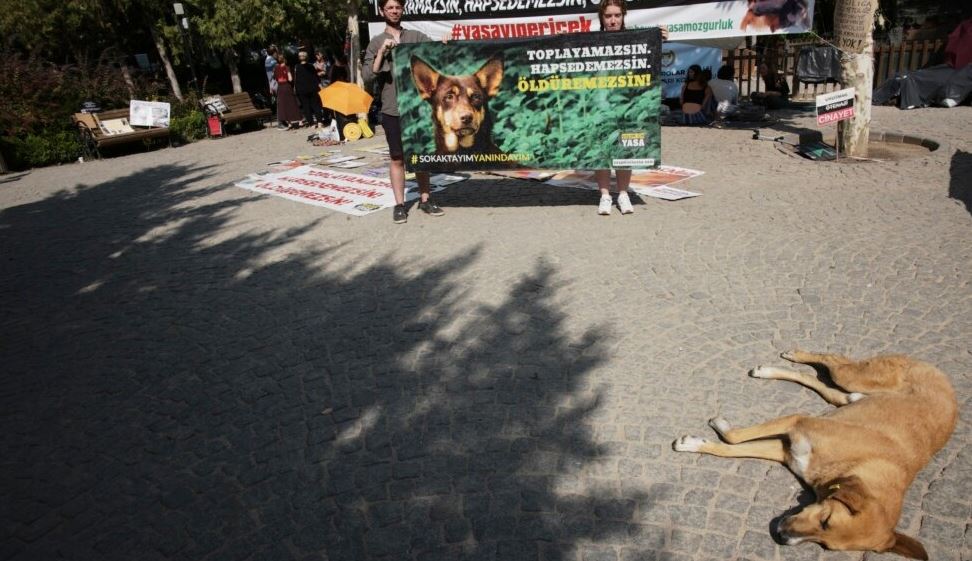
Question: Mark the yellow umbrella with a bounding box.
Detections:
[319,82,373,116]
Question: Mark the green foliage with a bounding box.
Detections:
[0,0,363,169]
[178,0,363,58]
[169,109,208,142]
[0,49,165,137]
[0,48,205,170]
[394,34,662,170]
[0,130,82,169]
[0,0,155,68]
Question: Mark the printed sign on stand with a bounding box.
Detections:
[129,100,171,127]
[816,87,855,126]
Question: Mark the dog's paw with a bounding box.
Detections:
[750,365,776,379]
[708,417,732,436]
[847,392,866,403]
[780,350,801,362]
[673,435,708,452]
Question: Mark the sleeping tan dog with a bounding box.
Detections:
[674,350,957,559]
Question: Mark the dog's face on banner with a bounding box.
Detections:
[410,56,504,152]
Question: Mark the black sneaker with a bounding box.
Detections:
[417,199,445,216]
[393,204,408,224]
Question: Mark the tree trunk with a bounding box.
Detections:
[348,0,362,87]
[119,58,136,98]
[834,0,878,157]
[0,149,8,174]
[224,48,242,93]
[151,26,184,101]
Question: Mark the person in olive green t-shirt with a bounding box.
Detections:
[362,0,444,224]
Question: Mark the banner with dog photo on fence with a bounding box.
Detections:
[366,0,815,42]
[393,28,662,173]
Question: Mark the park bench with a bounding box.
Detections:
[201,92,272,136]
[72,107,170,159]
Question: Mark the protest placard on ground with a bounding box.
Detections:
[323,155,364,165]
[490,170,558,181]
[236,166,456,216]
[639,186,702,200]
[544,166,704,195]
[330,161,367,169]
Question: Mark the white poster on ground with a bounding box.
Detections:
[545,166,704,194]
[235,166,449,216]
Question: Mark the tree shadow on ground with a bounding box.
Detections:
[757,109,829,142]
[430,178,650,210]
[0,171,30,184]
[431,178,597,208]
[0,166,656,560]
[948,150,972,214]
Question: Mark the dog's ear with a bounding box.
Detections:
[474,56,504,98]
[884,532,928,561]
[410,56,440,100]
[823,476,867,514]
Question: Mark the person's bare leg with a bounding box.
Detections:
[389,159,406,205]
[616,170,633,213]
[616,170,632,192]
[416,171,431,202]
[595,169,613,196]
[595,170,613,214]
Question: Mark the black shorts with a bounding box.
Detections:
[382,114,404,160]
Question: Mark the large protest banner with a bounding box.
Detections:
[393,28,662,172]
[660,42,722,98]
[367,0,814,42]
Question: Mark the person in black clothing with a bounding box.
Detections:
[751,62,790,109]
[680,64,714,124]
[294,50,325,128]
[329,54,349,83]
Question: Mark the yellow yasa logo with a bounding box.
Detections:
[620,131,646,147]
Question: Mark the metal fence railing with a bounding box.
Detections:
[720,39,946,100]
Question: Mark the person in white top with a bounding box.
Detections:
[708,65,739,107]
[707,65,740,118]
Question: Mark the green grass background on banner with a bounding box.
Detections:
[392,39,661,169]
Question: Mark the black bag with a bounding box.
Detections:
[252,93,270,110]
[334,112,352,140]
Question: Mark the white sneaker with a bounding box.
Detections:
[617,191,634,214]
[597,194,613,215]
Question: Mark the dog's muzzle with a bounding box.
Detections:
[776,517,808,545]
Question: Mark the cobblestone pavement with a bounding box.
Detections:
[1,106,970,561]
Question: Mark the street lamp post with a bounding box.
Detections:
[173,3,200,94]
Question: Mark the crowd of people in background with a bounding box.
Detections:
[263,44,348,131]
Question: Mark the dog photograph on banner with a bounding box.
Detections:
[366,0,815,43]
[393,28,663,173]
